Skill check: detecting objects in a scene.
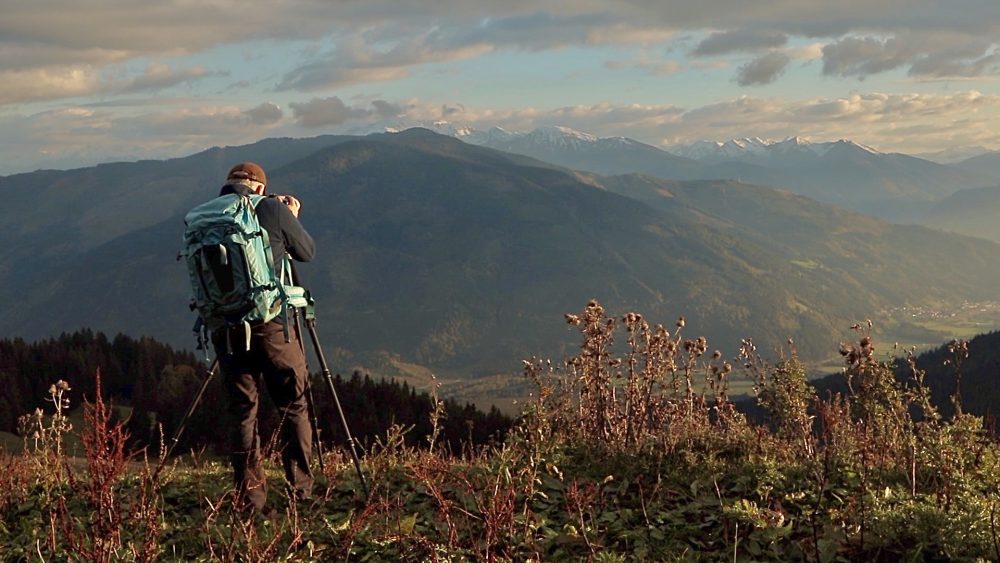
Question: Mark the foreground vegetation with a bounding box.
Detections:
[3,301,1000,561]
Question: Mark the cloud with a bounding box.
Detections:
[371,99,403,118]
[736,52,791,85]
[0,67,103,105]
[822,33,999,79]
[909,51,1000,78]
[244,102,284,125]
[4,90,1000,176]
[2,1,999,106]
[664,91,1000,153]
[116,63,215,94]
[0,62,222,105]
[692,29,787,56]
[289,96,374,127]
[276,33,491,91]
[822,36,912,77]
[615,0,1000,37]
[436,11,671,51]
[363,90,1000,156]
[277,13,673,92]
[605,58,682,76]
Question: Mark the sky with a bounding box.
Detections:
[2,0,1000,175]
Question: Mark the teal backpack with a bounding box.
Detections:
[182,193,307,349]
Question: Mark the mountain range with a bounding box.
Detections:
[3,128,1000,383]
[449,125,1000,222]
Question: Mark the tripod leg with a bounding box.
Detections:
[288,260,368,499]
[154,358,218,478]
[292,307,326,473]
[304,318,369,500]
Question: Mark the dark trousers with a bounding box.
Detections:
[213,320,314,511]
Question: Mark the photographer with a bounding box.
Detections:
[212,161,316,513]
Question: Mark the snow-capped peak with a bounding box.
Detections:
[836,139,880,155]
[527,125,599,144]
[669,136,882,160]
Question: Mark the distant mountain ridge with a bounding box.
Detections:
[921,184,1000,243]
[373,122,1000,221]
[954,151,1000,179]
[667,136,880,161]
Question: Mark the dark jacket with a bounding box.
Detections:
[219,183,316,265]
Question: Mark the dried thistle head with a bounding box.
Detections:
[859,336,874,358]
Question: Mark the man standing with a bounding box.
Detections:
[211,162,316,512]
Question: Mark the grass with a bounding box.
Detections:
[4,301,1000,561]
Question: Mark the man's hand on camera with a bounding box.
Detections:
[278,195,302,218]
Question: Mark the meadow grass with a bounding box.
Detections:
[3,302,1000,561]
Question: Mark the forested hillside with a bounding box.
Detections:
[0,331,512,457]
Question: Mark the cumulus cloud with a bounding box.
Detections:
[736,51,791,85]
[0,99,304,174]
[4,90,1000,176]
[664,91,1000,153]
[692,29,787,56]
[289,96,374,127]
[0,67,103,105]
[372,99,403,118]
[361,91,1000,156]
[244,102,284,125]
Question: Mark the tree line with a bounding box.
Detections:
[0,330,513,457]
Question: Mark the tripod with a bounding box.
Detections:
[157,300,369,499]
[290,271,369,499]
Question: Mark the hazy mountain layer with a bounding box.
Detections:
[920,184,1000,243]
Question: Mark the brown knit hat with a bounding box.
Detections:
[227,162,267,186]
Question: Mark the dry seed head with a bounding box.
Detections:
[676,317,686,328]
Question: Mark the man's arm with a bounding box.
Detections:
[279,203,315,262]
[257,197,316,262]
